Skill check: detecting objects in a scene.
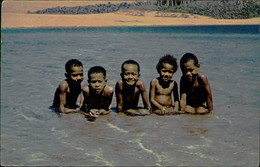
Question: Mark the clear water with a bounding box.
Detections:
[1,25,259,166]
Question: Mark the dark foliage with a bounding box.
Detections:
[28,0,260,19]
[159,0,260,19]
[28,2,156,14]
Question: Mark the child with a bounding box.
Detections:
[115,60,151,116]
[81,66,114,120]
[51,59,84,113]
[180,53,213,114]
[149,54,180,115]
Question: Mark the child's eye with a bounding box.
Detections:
[72,73,83,77]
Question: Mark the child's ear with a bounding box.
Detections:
[65,73,69,79]
[197,64,200,68]
[105,79,108,83]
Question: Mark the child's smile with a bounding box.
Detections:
[122,64,140,85]
[160,63,174,82]
[182,60,199,82]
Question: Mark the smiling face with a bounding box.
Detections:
[88,72,107,94]
[159,63,174,82]
[66,66,83,85]
[181,59,200,82]
[121,64,140,86]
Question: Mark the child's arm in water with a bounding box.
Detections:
[115,80,123,112]
[179,76,194,113]
[57,81,80,113]
[172,81,180,112]
[98,86,114,115]
[139,81,151,111]
[200,75,213,113]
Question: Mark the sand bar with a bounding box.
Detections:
[2,0,260,28]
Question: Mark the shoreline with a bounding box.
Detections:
[2,12,260,29]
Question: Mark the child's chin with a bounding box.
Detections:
[126,81,136,85]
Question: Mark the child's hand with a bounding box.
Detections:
[89,109,100,117]
[160,107,167,115]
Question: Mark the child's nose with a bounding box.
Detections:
[76,76,83,80]
[186,71,192,76]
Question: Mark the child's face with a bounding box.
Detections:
[182,60,200,82]
[159,63,174,82]
[66,66,83,85]
[121,64,140,86]
[88,72,107,94]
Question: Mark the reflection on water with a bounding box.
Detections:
[1,26,259,166]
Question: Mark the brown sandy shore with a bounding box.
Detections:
[2,0,260,28]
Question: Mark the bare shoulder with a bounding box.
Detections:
[82,85,90,92]
[81,81,87,88]
[150,78,158,85]
[58,80,69,91]
[136,80,145,87]
[104,85,114,94]
[115,80,123,93]
[198,73,209,84]
[116,80,123,89]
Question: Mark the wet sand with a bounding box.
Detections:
[2,0,260,28]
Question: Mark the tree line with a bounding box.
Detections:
[28,0,260,19]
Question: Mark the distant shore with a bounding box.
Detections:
[2,0,260,28]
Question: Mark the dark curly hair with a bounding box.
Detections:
[65,59,83,73]
[156,54,178,74]
[121,59,140,73]
[180,53,199,71]
[88,66,106,79]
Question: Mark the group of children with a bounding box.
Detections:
[51,53,213,120]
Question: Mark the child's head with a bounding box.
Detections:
[180,53,200,82]
[156,54,178,82]
[65,59,83,84]
[121,60,140,86]
[88,66,107,94]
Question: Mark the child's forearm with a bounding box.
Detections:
[61,107,80,113]
[207,97,213,111]
[180,99,186,111]
[173,101,179,111]
[150,99,164,111]
[99,109,111,115]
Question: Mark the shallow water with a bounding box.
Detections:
[1,25,259,166]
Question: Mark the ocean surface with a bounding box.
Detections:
[1,25,259,166]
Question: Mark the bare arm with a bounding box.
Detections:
[202,76,213,111]
[179,77,187,111]
[57,82,79,113]
[99,86,114,115]
[139,81,151,109]
[58,82,67,113]
[149,79,165,111]
[172,81,179,111]
[115,80,123,112]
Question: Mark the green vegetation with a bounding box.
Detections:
[28,0,260,19]
[158,0,260,19]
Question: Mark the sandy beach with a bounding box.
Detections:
[2,0,260,28]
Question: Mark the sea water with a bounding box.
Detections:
[1,25,259,166]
